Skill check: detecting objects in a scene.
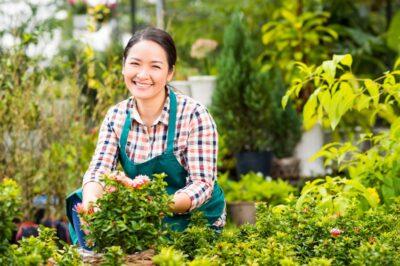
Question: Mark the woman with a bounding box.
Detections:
[66,27,226,249]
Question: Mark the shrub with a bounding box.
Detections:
[78,173,173,254]
[0,178,22,264]
[211,13,272,153]
[170,212,218,260]
[218,172,297,203]
[10,226,82,265]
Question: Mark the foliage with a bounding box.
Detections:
[296,176,380,215]
[102,246,125,266]
[218,172,296,204]
[0,178,21,263]
[153,247,187,266]
[284,54,400,204]
[10,226,82,265]
[267,68,302,158]
[0,3,96,219]
[211,13,272,152]
[282,54,400,130]
[195,200,400,265]
[169,212,218,260]
[261,2,337,83]
[311,122,400,205]
[165,0,278,74]
[78,173,173,254]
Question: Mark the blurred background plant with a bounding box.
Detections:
[218,172,297,204]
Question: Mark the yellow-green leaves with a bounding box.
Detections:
[283,54,400,130]
[303,89,319,130]
[364,79,380,106]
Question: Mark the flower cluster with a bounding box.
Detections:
[190,38,218,59]
[76,172,172,254]
[67,0,88,15]
[108,173,150,190]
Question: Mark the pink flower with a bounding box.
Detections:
[136,175,150,184]
[330,228,342,237]
[190,38,218,59]
[74,203,85,215]
[105,185,117,193]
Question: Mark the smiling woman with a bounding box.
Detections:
[65,27,226,250]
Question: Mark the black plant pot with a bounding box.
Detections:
[235,151,274,178]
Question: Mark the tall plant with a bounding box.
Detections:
[283,54,400,204]
[211,13,271,152]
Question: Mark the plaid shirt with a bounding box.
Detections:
[83,88,226,227]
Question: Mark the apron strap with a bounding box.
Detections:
[120,111,131,160]
[120,88,177,157]
[166,89,177,154]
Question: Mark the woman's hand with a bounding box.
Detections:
[82,181,104,211]
[171,192,192,214]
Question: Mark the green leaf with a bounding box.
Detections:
[322,60,336,79]
[340,54,353,67]
[355,94,371,111]
[364,79,380,106]
[303,89,320,130]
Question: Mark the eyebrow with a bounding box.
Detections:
[128,57,164,64]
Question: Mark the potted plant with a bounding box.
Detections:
[211,13,273,177]
[188,38,218,106]
[218,172,296,226]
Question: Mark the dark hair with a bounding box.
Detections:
[123,27,177,72]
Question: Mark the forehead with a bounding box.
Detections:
[126,40,168,62]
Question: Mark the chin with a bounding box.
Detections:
[129,86,164,100]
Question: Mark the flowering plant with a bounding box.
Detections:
[67,0,88,15]
[87,0,117,24]
[190,38,218,75]
[76,173,173,254]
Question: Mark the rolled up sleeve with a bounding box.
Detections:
[176,106,218,211]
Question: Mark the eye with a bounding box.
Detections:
[152,65,161,69]
[130,62,139,66]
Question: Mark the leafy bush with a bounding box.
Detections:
[284,54,400,204]
[78,173,173,254]
[0,178,21,244]
[10,226,82,265]
[0,178,22,264]
[211,13,272,152]
[218,172,297,203]
[296,176,380,215]
[169,212,218,260]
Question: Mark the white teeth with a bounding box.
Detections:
[133,81,153,87]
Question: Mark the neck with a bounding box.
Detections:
[136,88,167,127]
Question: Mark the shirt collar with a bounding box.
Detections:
[128,87,170,126]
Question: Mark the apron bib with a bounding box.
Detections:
[66,90,225,244]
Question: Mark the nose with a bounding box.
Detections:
[136,68,150,79]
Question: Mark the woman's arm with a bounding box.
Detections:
[82,107,120,210]
[175,106,218,212]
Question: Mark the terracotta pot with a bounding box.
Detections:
[227,201,256,226]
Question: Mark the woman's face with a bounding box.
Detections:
[122,40,174,101]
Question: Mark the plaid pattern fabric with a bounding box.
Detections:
[83,88,226,227]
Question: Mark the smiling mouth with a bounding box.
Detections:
[133,80,154,88]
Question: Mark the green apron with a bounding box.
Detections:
[66,90,225,244]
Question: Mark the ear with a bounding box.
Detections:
[167,66,175,82]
